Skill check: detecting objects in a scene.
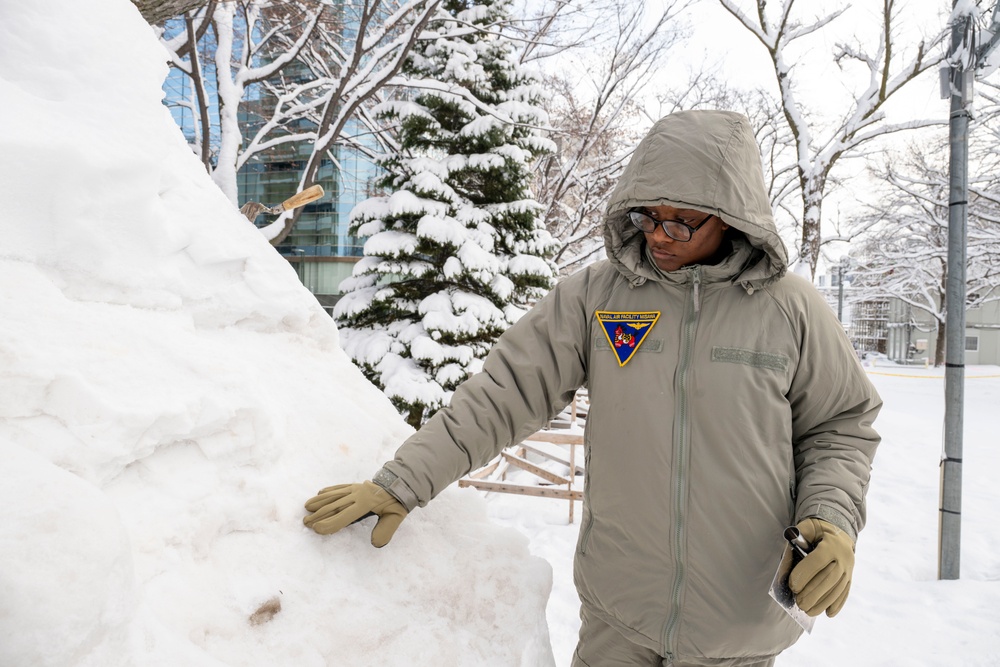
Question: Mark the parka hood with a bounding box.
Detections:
[604,110,788,288]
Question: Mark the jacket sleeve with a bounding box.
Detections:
[783,277,882,542]
[375,270,593,511]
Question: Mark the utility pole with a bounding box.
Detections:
[836,257,849,324]
[939,0,970,582]
[905,305,914,361]
[938,0,1000,581]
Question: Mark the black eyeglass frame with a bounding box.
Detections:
[627,208,714,242]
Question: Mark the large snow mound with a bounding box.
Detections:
[0,0,554,665]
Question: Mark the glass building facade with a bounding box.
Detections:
[161,15,374,315]
[236,106,374,312]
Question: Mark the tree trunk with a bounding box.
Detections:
[184,14,213,172]
[799,218,821,279]
[132,0,209,25]
[934,321,946,367]
[800,191,822,279]
[405,404,425,431]
[209,3,243,205]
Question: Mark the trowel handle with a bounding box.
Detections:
[278,184,325,212]
[784,526,813,559]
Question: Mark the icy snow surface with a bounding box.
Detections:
[0,1,552,665]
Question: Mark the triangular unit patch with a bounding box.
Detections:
[595,311,661,367]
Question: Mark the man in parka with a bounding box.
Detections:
[303,110,882,667]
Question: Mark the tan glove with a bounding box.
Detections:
[788,517,855,617]
[303,481,408,548]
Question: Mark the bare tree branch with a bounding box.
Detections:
[717,0,948,277]
[528,0,688,273]
[264,0,444,245]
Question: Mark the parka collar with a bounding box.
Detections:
[640,235,763,288]
[602,110,788,290]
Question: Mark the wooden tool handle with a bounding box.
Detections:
[279,184,325,212]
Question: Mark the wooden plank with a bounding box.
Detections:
[502,451,570,485]
[458,479,583,500]
[520,441,572,465]
[468,459,501,479]
[526,431,584,445]
[520,442,584,476]
[480,457,511,482]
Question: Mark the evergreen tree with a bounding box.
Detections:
[334,0,555,429]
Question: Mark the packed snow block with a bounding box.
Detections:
[0,0,322,335]
[0,443,137,667]
[0,0,555,665]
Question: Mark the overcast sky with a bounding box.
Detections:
[666,0,959,123]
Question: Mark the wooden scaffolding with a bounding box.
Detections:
[458,390,587,523]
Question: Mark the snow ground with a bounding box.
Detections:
[1,0,998,665]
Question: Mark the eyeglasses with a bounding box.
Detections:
[628,209,714,242]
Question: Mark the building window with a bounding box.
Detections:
[965,336,979,352]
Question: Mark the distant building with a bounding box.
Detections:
[817,266,1000,365]
[161,18,374,316]
[889,290,1000,366]
[851,299,890,356]
[815,264,853,328]
[237,103,373,315]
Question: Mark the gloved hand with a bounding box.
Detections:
[788,517,855,617]
[303,481,408,548]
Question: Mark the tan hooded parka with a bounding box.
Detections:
[375,110,882,664]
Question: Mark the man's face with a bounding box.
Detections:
[638,205,730,272]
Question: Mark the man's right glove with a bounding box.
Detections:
[303,481,408,548]
[788,517,855,617]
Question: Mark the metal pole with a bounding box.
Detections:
[837,256,851,324]
[837,264,845,323]
[939,2,969,581]
[906,305,914,361]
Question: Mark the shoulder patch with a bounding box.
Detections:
[595,311,660,367]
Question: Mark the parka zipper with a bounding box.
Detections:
[662,267,701,658]
[579,443,594,553]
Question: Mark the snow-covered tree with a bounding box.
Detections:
[511,0,630,65]
[334,0,556,429]
[530,0,686,274]
[852,146,1000,366]
[159,0,441,215]
[262,0,444,245]
[160,1,325,200]
[717,0,949,278]
[663,75,797,228]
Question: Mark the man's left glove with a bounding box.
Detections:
[788,517,855,617]
[303,481,408,548]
